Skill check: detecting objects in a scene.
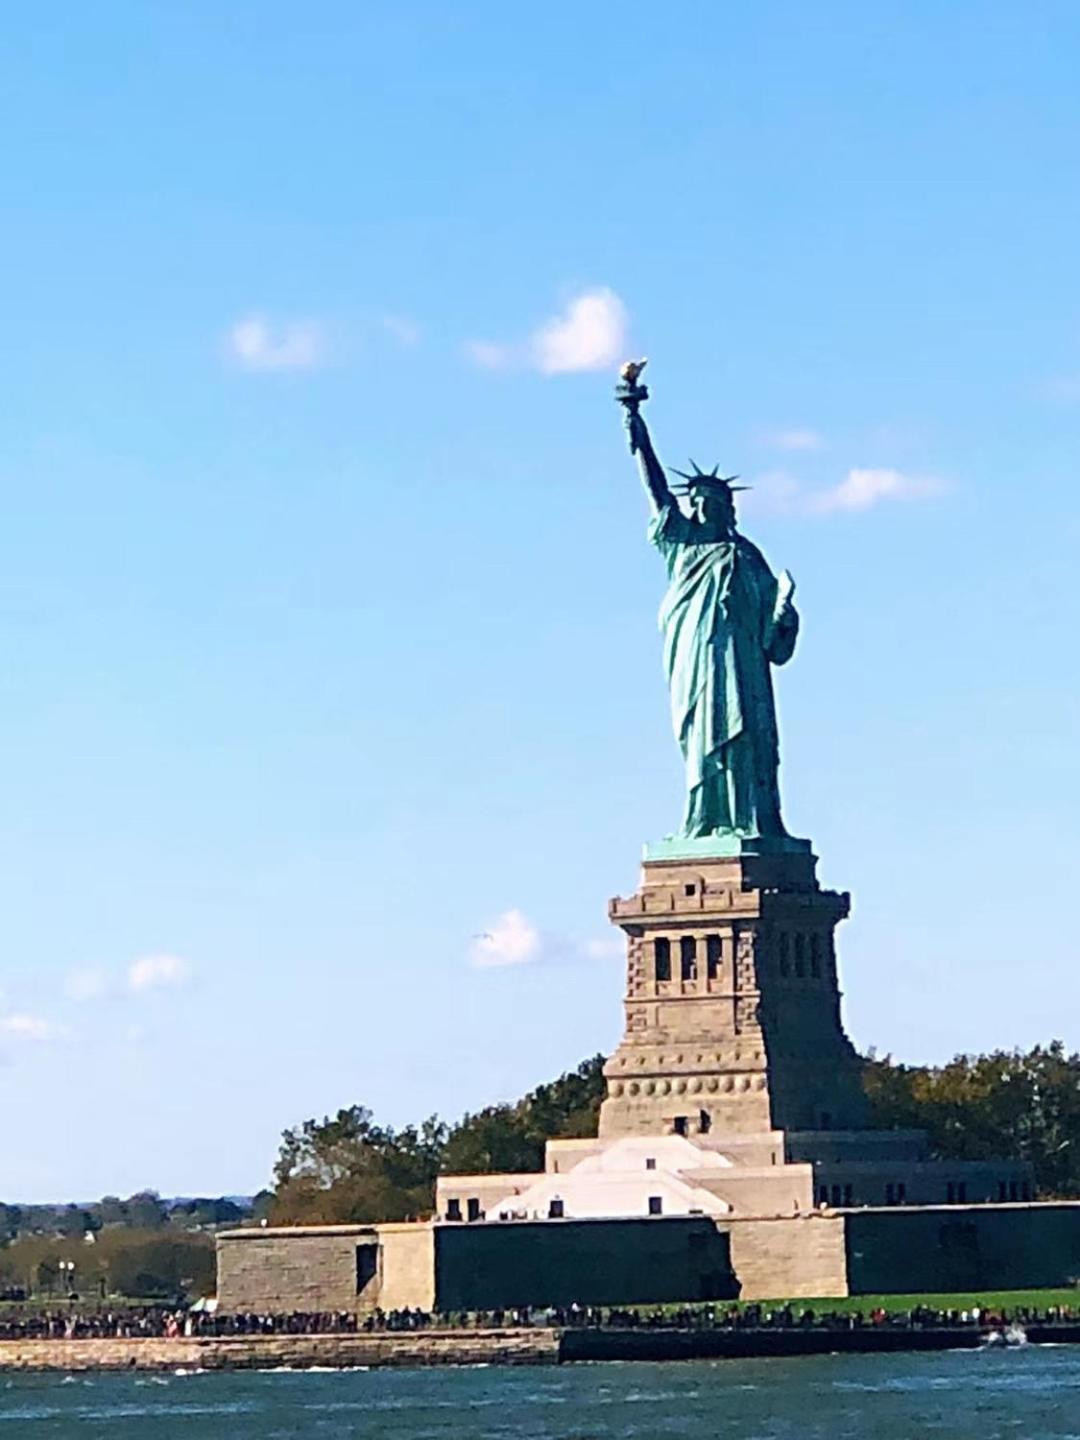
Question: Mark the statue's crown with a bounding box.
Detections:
[668,460,748,494]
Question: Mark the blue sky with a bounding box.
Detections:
[2,1,1080,1200]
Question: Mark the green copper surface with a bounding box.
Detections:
[617,363,805,848]
[643,833,812,862]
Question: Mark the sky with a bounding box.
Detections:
[2,1,1080,1201]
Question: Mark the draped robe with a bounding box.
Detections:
[649,501,798,839]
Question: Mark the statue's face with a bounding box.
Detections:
[690,489,735,534]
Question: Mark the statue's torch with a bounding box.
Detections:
[615,358,650,454]
[615,357,649,411]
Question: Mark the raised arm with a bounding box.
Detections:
[616,361,674,515]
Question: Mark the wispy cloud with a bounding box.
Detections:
[463,338,512,371]
[64,968,110,1003]
[469,910,622,969]
[225,314,326,372]
[767,428,824,453]
[581,936,624,961]
[128,953,191,993]
[743,465,944,517]
[0,1013,63,1041]
[809,467,943,513]
[1045,374,1080,403]
[379,313,422,348]
[470,910,540,968]
[465,288,629,375]
[741,469,804,515]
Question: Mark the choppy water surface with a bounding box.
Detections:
[1,1347,1079,1439]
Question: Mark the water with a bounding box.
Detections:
[1,1346,1079,1438]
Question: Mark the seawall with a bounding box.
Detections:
[0,1328,561,1372]
[2,1324,1078,1371]
[561,1322,1080,1360]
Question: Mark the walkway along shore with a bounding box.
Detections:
[2,1323,1080,1370]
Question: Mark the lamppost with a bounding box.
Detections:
[58,1259,76,1298]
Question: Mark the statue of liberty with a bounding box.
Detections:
[617,361,801,848]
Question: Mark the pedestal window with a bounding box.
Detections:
[705,934,721,979]
[680,936,698,980]
[654,937,671,982]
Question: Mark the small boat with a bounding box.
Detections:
[984,1323,1028,1348]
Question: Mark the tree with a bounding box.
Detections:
[99,1231,215,1299]
[97,1196,128,1227]
[123,1192,166,1229]
[0,1204,21,1242]
[440,1055,607,1175]
[267,1054,613,1221]
[169,1198,245,1228]
[863,1041,1080,1197]
[439,1104,540,1176]
[251,1190,275,1222]
[270,1108,447,1224]
[268,1056,609,1224]
[0,1228,214,1300]
[525,1053,606,1140]
[57,1205,91,1239]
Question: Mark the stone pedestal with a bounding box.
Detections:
[598,846,868,1140]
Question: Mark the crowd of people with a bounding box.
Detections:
[0,1309,194,1341]
[0,1299,1077,1340]
[584,1301,1079,1331]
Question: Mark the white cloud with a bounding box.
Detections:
[380,313,421,348]
[470,910,540,969]
[743,465,944,518]
[465,288,629,376]
[128,953,191,993]
[470,913,625,969]
[531,289,628,374]
[768,428,824,453]
[64,968,110,1002]
[0,1013,62,1041]
[225,314,325,372]
[462,338,512,370]
[810,467,943,513]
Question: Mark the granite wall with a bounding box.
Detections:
[217,1225,370,1313]
[434,1216,737,1310]
[728,1214,848,1299]
[845,1203,1080,1294]
[0,1329,560,1371]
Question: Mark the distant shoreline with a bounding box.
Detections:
[3,1324,1080,1371]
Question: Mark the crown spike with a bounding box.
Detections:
[667,460,745,493]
